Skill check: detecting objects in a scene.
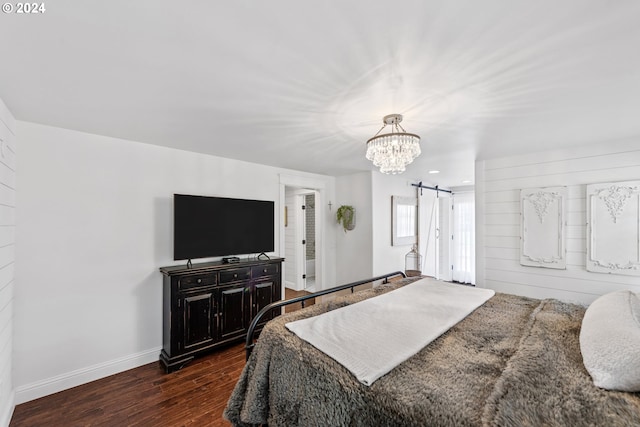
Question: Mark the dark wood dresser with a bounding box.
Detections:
[160,257,283,373]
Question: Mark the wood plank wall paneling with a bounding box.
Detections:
[477,141,640,304]
[0,98,16,427]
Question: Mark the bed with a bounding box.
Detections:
[224,275,640,426]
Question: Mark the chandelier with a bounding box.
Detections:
[366,114,421,174]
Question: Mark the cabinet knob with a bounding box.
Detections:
[197,278,202,283]
[233,274,238,278]
[263,268,267,273]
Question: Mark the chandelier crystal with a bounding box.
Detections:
[366,114,421,174]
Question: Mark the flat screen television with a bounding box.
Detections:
[173,194,275,261]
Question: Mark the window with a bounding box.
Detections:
[452,193,475,284]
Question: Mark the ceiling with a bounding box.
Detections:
[1,0,640,187]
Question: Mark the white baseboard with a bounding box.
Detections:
[0,390,14,427]
[15,346,162,405]
[284,280,299,290]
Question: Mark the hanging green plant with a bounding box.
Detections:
[336,205,356,232]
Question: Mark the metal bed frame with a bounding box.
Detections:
[245,271,407,360]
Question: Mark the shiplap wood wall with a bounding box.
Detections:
[0,98,16,426]
[476,140,640,304]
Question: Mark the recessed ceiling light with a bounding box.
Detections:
[462,180,472,184]
[428,170,440,174]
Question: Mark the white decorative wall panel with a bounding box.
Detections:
[520,187,567,269]
[587,181,640,275]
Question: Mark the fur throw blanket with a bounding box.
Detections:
[224,280,640,426]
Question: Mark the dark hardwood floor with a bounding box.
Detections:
[11,283,375,426]
[283,287,316,312]
[10,342,246,427]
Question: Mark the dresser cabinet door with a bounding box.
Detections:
[219,284,248,339]
[182,291,216,350]
[252,279,275,326]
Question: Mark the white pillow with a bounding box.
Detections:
[580,290,640,392]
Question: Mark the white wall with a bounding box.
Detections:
[371,174,419,277]
[334,172,439,284]
[476,139,640,304]
[0,98,16,427]
[335,172,373,285]
[14,121,336,403]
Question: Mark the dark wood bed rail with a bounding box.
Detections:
[245,271,407,360]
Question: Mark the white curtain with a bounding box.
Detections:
[452,192,475,284]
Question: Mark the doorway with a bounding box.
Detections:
[283,187,319,292]
[418,188,475,284]
[435,192,475,284]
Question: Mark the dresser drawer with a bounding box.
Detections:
[220,267,251,284]
[252,264,279,278]
[178,274,217,290]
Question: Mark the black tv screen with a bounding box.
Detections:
[174,194,275,260]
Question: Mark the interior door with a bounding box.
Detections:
[438,195,453,281]
[299,194,307,289]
